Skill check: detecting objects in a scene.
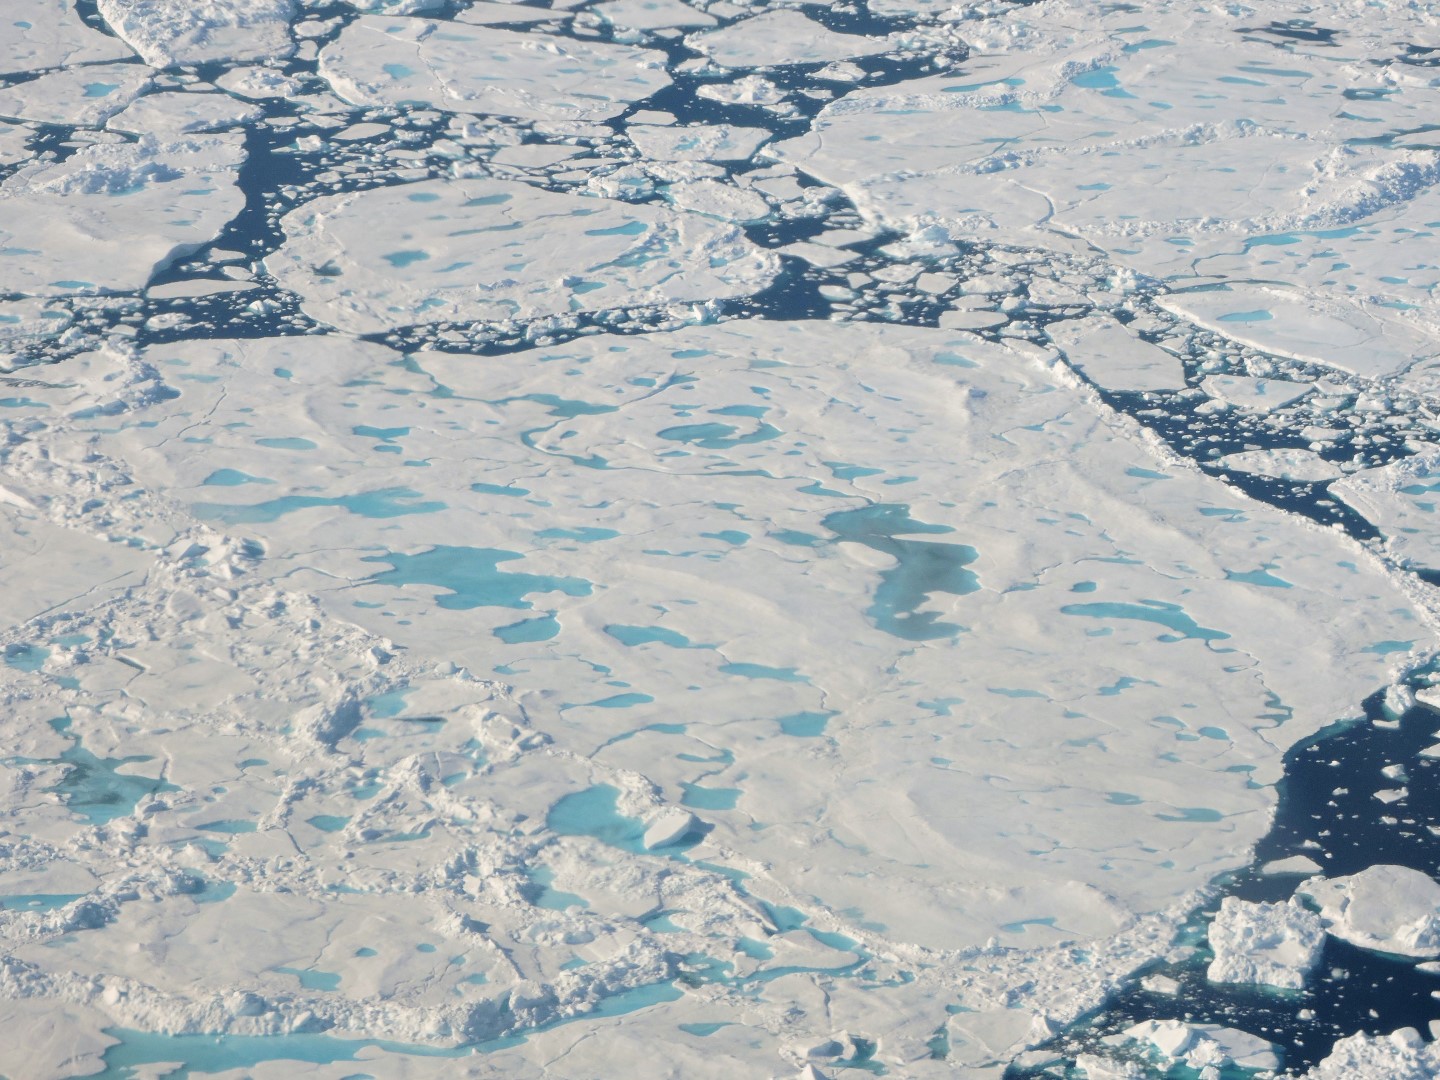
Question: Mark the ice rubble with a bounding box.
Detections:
[96,0,296,68]
[1205,896,1324,990]
[1299,865,1440,959]
[265,176,778,333]
[1299,1027,1440,1080]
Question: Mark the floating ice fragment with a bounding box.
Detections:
[1205,896,1324,990]
[0,136,245,295]
[627,124,769,163]
[1261,854,1324,876]
[595,0,715,30]
[1216,449,1342,483]
[1300,865,1440,958]
[1047,316,1186,393]
[108,91,263,136]
[688,10,887,69]
[0,63,151,127]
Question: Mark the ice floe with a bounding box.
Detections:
[265,175,778,333]
[1205,895,1324,990]
[97,0,296,68]
[319,17,669,122]
[0,135,245,295]
[1299,864,1440,958]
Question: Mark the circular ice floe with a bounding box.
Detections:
[266,177,779,334]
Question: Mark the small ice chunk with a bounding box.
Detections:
[1047,315,1186,392]
[1205,896,1324,990]
[1140,973,1180,995]
[1124,1018,1195,1058]
[1216,448,1343,483]
[1075,1054,1146,1079]
[643,807,695,850]
[1261,854,1324,876]
[1299,865,1440,958]
[1200,374,1312,412]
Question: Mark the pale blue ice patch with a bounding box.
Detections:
[493,613,560,644]
[193,487,444,524]
[201,469,273,487]
[718,662,808,683]
[360,546,591,610]
[1060,600,1229,642]
[823,504,979,641]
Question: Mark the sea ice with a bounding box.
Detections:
[319,17,669,122]
[3,0,135,71]
[1299,865,1440,958]
[1205,896,1324,990]
[1046,316,1185,393]
[686,10,888,69]
[1299,1027,1440,1080]
[265,176,778,333]
[108,91,264,136]
[0,136,245,295]
[0,63,152,127]
[96,0,296,68]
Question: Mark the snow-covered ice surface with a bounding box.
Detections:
[1,0,1440,1078]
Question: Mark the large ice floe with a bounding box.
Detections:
[1,0,1440,1077]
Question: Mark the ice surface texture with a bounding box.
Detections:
[0,0,1439,1077]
